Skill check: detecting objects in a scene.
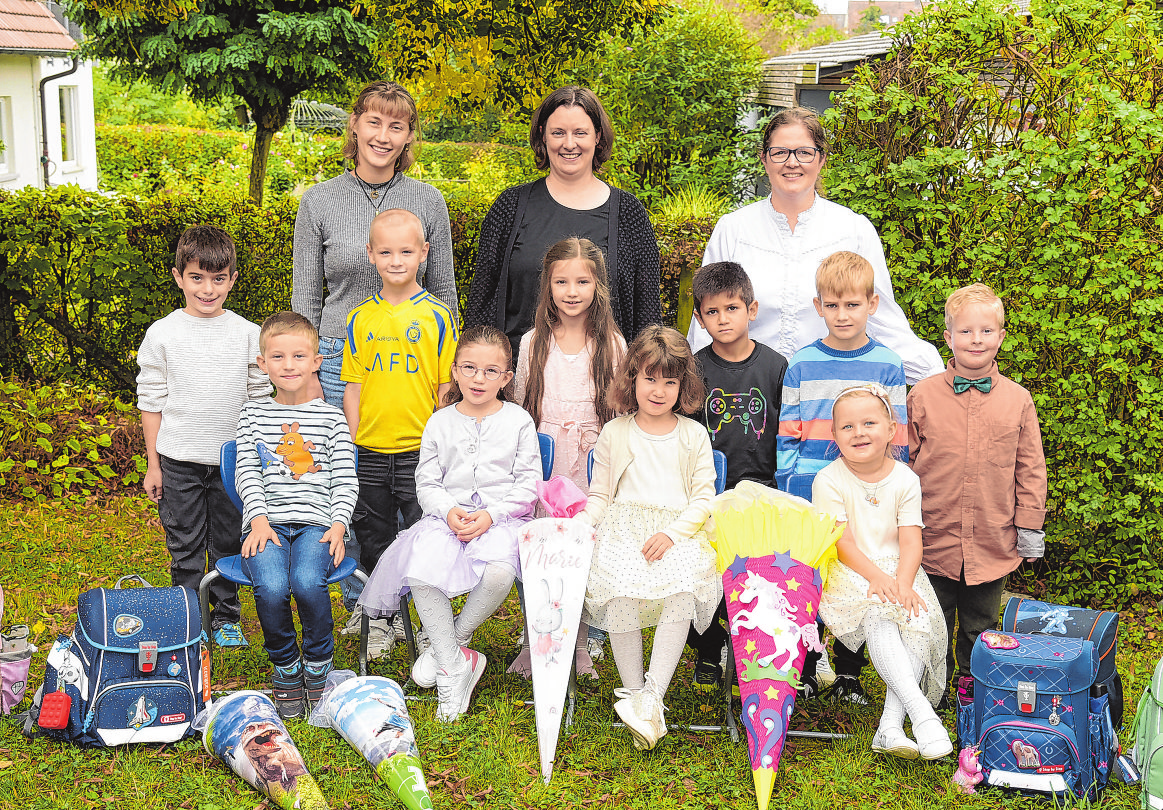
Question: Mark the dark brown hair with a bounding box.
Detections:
[523,238,625,427]
[343,81,419,173]
[607,325,705,415]
[692,261,755,311]
[442,325,514,406]
[174,225,236,276]
[529,86,615,172]
[761,106,829,158]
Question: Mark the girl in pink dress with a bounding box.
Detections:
[508,237,626,676]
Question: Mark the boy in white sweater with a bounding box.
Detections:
[136,225,268,645]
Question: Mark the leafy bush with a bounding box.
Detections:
[0,379,145,501]
[823,0,1163,607]
[573,5,762,205]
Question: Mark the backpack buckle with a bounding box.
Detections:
[138,641,158,673]
[1017,680,1037,713]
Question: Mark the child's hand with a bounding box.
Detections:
[896,582,929,617]
[456,510,493,542]
[447,507,470,534]
[641,532,674,562]
[143,464,163,502]
[866,570,900,605]
[321,523,346,566]
[241,517,281,558]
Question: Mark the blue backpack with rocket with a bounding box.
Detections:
[957,629,1117,801]
[28,576,207,747]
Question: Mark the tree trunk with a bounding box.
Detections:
[247,102,292,205]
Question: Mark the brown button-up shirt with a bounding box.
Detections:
[908,360,1047,585]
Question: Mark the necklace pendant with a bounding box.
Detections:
[866,494,879,506]
[369,190,379,200]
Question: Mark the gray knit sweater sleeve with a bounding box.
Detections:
[291,172,458,339]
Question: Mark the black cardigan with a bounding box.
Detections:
[464,178,662,341]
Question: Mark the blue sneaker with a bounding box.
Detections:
[213,623,249,647]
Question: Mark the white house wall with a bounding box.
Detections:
[0,53,97,192]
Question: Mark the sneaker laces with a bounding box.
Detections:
[215,624,245,644]
[639,673,669,717]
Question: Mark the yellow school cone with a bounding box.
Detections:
[754,767,775,810]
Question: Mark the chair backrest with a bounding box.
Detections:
[587,448,728,495]
[220,440,244,513]
[537,432,554,481]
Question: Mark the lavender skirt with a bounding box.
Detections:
[358,514,525,618]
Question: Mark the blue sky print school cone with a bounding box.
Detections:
[203,691,329,810]
[311,675,433,810]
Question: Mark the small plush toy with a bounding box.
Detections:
[952,746,984,793]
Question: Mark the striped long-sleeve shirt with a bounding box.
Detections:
[235,398,358,534]
[775,338,908,500]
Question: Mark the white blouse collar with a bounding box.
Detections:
[767,193,821,236]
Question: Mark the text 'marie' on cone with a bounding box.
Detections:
[313,675,434,810]
[710,482,843,810]
[203,690,329,810]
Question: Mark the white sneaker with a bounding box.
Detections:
[614,673,667,750]
[413,645,470,689]
[341,605,364,636]
[816,646,837,688]
[435,647,486,722]
[367,618,394,660]
[391,613,410,641]
[871,726,920,759]
[586,636,606,662]
[913,716,954,760]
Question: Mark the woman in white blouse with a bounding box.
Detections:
[687,107,942,385]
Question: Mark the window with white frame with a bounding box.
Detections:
[59,85,79,166]
[0,96,11,176]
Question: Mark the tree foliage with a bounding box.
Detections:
[367,0,662,115]
[574,5,762,203]
[64,0,379,204]
[823,0,1163,606]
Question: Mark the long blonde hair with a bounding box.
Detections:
[523,238,624,427]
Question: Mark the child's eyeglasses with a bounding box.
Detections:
[455,363,504,380]
[764,146,821,163]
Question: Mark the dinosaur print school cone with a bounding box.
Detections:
[312,676,434,810]
[203,691,329,810]
[711,482,843,810]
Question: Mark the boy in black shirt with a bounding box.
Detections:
[687,261,788,687]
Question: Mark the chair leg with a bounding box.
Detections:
[399,592,417,664]
[723,642,740,743]
[197,570,218,699]
[352,569,370,677]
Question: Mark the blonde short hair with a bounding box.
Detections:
[369,209,425,246]
[816,251,874,299]
[260,311,319,354]
[945,282,1005,331]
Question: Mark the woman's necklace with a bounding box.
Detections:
[352,170,400,210]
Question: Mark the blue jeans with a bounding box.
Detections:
[319,335,365,603]
[242,523,336,666]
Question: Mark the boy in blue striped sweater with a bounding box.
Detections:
[776,251,909,702]
[236,312,359,720]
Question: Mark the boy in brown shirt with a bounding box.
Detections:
[907,283,1047,696]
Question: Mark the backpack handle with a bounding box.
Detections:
[113,575,153,590]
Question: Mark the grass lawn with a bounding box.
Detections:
[0,496,1159,810]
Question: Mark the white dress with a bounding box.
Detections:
[580,417,721,634]
[813,459,947,704]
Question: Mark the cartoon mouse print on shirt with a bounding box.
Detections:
[706,387,768,440]
[266,422,322,480]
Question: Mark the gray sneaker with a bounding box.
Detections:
[367,618,394,660]
[391,613,410,641]
[341,605,364,636]
[586,636,606,662]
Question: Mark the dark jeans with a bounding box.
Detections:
[929,569,1007,681]
[157,455,242,627]
[687,598,728,663]
[348,447,422,604]
[242,523,336,666]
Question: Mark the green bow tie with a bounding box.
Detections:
[953,375,992,394]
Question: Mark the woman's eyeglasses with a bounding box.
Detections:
[764,146,822,163]
[454,362,505,380]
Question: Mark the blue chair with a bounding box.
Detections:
[587,448,728,495]
[537,432,554,481]
[197,441,375,677]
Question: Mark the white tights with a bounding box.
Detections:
[864,617,937,733]
[411,563,515,670]
[606,597,690,694]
